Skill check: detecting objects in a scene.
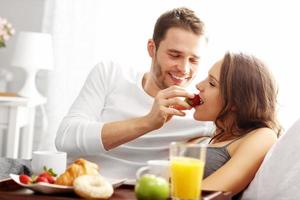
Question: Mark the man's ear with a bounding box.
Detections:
[147,39,156,58]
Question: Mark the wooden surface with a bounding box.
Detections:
[0,92,20,97]
[0,179,135,200]
[0,179,232,200]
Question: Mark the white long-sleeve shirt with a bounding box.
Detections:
[56,61,213,180]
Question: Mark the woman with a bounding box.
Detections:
[191,52,281,197]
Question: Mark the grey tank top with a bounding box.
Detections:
[195,138,243,200]
[198,138,238,178]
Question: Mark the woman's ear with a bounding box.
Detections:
[147,39,156,58]
[230,106,237,112]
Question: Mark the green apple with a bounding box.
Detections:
[135,174,169,200]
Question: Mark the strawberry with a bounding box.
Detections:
[19,174,32,184]
[43,166,57,177]
[185,94,204,107]
[31,166,57,184]
[47,176,55,184]
[35,176,49,183]
[38,172,55,184]
[36,166,57,184]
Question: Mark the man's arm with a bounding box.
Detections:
[55,62,194,154]
[55,62,111,155]
[102,85,194,150]
[101,116,154,150]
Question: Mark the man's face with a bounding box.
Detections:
[149,27,207,90]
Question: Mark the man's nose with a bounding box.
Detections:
[178,59,189,74]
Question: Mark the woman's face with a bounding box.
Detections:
[193,59,223,121]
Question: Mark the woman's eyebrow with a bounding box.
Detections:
[209,74,219,83]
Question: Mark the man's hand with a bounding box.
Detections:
[102,86,195,150]
[145,86,195,129]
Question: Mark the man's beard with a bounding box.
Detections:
[152,58,169,90]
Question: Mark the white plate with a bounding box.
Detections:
[124,179,136,186]
[10,174,126,194]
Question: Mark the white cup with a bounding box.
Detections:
[136,160,170,181]
[31,151,67,176]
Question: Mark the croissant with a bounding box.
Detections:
[55,158,100,186]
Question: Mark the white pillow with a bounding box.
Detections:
[242,118,300,200]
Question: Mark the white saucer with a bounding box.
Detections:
[124,179,136,186]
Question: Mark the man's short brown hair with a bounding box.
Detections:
[152,7,206,48]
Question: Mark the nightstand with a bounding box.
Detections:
[0,95,46,159]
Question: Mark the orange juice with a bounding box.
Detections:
[171,156,205,200]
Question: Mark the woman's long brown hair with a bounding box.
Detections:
[212,52,281,142]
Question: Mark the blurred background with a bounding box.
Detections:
[0,0,299,155]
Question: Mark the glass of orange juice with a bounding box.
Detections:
[170,142,206,200]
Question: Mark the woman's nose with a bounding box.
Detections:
[196,82,204,92]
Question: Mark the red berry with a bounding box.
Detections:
[46,176,55,184]
[19,174,32,184]
[185,94,203,107]
[39,172,51,178]
[38,172,55,184]
[36,176,49,183]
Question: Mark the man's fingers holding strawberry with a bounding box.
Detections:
[146,87,195,129]
[157,85,194,100]
[167,97,192,111]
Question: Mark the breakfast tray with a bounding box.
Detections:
[0,178,135,200]
[0,178,232,200]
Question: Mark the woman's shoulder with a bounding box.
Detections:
[245,127,277,142]
[229,127,277,156]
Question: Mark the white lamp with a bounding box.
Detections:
[11,31,53,102]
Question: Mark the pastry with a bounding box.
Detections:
[55,158,99,186]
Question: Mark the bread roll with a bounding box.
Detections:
[55,158,99,186]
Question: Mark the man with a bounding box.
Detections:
[55,7,212,180]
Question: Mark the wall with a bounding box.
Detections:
[0,0,47,152]
[0,0,46,90]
